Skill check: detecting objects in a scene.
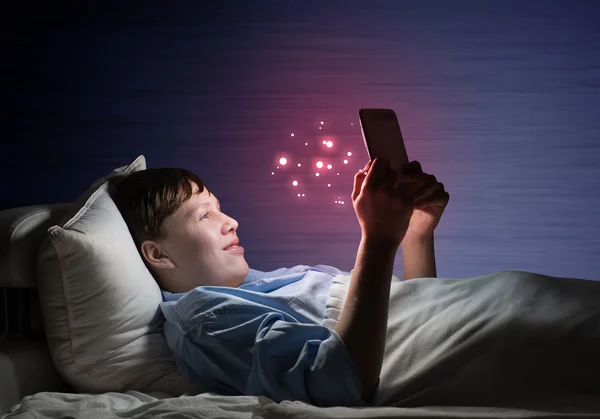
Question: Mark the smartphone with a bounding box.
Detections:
[359,108,410,174]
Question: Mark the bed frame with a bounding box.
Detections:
[0,204,73,415]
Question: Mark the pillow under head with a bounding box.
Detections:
[37,155,195,395]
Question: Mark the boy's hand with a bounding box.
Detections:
[352,158,415,249]
[399,161,450,240]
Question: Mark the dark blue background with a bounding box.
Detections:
[4,1,600,279]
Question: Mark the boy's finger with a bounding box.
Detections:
[401,160,423,175]
[409,182,443,203]
[364,157,390,191]
[381,168,398,191]
[414,190,450,208]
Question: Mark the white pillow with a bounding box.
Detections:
[36,155,196,395]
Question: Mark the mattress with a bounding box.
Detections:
[4,391,600,419]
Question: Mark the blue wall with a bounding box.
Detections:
[4,1,600,279]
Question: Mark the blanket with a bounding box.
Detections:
[366,270,600,409]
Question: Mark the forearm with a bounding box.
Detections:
[401,232,437,280]
[334,236,397,402]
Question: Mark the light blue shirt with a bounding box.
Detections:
[160,264,366,407]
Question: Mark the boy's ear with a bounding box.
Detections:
[141,240,176,270]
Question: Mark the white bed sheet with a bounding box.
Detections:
[4,391,600,419]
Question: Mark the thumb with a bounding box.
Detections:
[352,161,373,200]
[352,170,366,201]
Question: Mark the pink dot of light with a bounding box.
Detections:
[343,159,348,164]
[327,184,331,187]
[297,163,301,167]
[322,140,327,145]
[279,157,287,165]
[320,121,324,125]
[305,142,308,146]
[327,164,332,170]
[347,151,352,156]
[316,161,324,169]
[315,172,320,177]
[271,172,275,175]
[292,180,298,186]
[291,133,295,137]
[326,141,333,148]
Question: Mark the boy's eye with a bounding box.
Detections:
[201,213,210,220]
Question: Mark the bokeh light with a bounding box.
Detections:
[271,117,363,206]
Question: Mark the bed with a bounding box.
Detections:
[1,155,600,419]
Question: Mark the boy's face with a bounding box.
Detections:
[159,184,249,289]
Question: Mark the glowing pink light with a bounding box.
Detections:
[297,163,301,167]
[315,172,320,177]
[347,151,352,156]
[292,180,298,186]
[326,141,333,148]
[291,133,295,137]
[320,121,324,125]
[343,159,348,164]
[322,140,327,145]
[327,164,332,170]
[305,142,308,146]
[279,157,287,165]
[316,161,324,169]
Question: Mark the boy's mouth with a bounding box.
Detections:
[223,238,240,251]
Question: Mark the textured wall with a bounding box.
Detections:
[4,1,599,279]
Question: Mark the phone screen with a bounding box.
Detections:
[359,109,410,174]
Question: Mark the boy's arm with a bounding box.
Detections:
[334,236,397,402]
[401,232,437,281]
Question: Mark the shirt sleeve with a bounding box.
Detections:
[161,289,365,407]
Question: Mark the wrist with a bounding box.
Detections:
[402,231,434,246]
[360,234,400,255]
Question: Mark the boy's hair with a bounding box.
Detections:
[113,168,210,248]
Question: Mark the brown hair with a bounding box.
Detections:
[113,168,211,248]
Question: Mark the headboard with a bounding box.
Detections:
[0,203,73,414]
